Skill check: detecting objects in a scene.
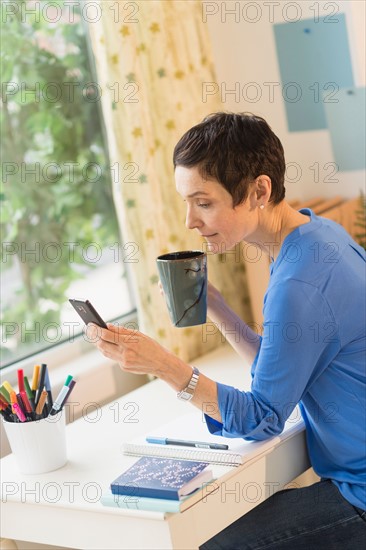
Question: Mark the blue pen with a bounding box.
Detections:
[146,437,229,450]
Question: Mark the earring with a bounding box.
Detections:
[259,204,264,210]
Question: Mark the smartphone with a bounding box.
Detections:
[69,299,108,329]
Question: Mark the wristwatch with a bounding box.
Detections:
[177,366,200,401]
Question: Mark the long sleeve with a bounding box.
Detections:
[205,279,340,440]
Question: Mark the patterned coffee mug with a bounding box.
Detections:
[156,251,207,327]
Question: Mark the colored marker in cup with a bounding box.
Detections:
[49,376,73,416]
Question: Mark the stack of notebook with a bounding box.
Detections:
[101,410,304,513]
[102,455,214,513]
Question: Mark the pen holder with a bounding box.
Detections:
[2,411,67,474]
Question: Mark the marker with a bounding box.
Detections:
[44,367,53,410]
[0,395,10,409]
[0,403,14,422]
[8,391,21,422]
[3,381,15,396]
[58,379,76,412]
[9,391,19,416]
[0,401,14,422]
[12,402,26,422]
[17,369,25,393]
[145,437,229,450]
[31,365,41,397]
[65,374,73,386]
[49,376,73,416]
[23,376,36,411]
[0,399,10,410]
[0,385,10,403]
[16,392,27,418]
[35,387,48,419]
[20,391,34,421]
[34,363,47,408]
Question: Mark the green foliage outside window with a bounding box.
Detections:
[1,0,120,363]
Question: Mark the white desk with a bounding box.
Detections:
[0,345,310,550]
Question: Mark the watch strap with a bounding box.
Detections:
[177,366,200,401]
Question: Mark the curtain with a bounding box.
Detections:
[88,0,252,362]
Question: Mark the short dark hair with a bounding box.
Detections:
[173,112,286,206]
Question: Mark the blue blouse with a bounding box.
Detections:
[205,209,366,511]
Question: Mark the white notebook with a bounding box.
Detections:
[122,411,303,466]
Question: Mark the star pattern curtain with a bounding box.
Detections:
[88,0,252,362]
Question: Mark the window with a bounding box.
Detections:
[1,0,135,368]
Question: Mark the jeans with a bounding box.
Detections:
[200,479,366,549]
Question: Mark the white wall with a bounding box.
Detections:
[206,0,365,201]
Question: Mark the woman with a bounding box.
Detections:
[92,113,365,548]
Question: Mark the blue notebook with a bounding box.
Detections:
[101,492,189,513]
[110,456,212,501]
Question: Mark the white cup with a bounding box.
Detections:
[3,411,67,474]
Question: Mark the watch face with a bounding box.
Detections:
[177,367,199,401]
[177,390,192,401]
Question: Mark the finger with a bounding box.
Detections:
[107,323,140,338]
[97,339,122,359]
[86,324,122,345]
[107,322,132,332]
[85,324,106,342]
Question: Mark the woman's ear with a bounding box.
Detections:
[255,175,271,207]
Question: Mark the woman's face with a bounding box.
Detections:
[175,165,259,252]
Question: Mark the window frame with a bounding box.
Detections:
[0,310,138,387]
[0,4,138,373]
